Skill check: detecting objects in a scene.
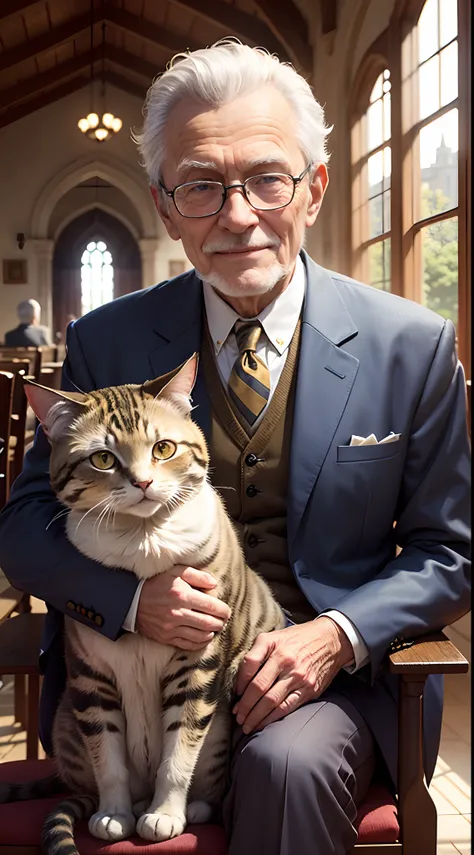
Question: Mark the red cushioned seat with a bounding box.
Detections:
[0,760,399,851]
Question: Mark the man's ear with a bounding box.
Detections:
[150,185,181,241]
[306,163,329,227]
[24,380,88,439]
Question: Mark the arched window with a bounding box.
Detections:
[351,67,392,290]
[81,240,114,316]
[408,0,459,324]
[350,0,470,375]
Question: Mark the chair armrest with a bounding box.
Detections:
[388,630,469,676]
[0,584,24,623]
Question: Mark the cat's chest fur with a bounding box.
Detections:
[66,482,218,578]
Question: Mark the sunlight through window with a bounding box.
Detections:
[81,240,114,316]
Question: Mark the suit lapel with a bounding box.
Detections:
[147,271,211,440]
[288,253,360,547]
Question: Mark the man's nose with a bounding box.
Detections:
[132,479,153,492]
[217,185,260,231]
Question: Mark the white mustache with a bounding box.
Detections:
[202,236,280,254]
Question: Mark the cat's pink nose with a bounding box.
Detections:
[133,479,153,492]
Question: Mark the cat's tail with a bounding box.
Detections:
[41,796,96,855]
[0,773,67,803]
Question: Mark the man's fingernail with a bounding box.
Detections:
[236,714,244,725]
[242,724,250,734]
[232,704,239,714]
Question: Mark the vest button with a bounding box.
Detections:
[246,484,259,498]
[248,534,259,548]
[245,453,258,467]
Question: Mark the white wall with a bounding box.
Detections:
[0,83,188,340]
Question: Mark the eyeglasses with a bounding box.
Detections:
[159,164,313,219]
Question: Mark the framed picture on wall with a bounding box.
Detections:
[169,260,186,278]
[3,259,27,285]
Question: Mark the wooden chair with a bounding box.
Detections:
[0,370,14,509]
[466,379,471,436]
[0,362,32,486]
[0,629,468,854]
[0,365,35,726]
[39,362,63,390]
[0,347,42,383]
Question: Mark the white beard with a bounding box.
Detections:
[195,260,293,299]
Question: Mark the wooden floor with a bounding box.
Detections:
[0,596,471,854]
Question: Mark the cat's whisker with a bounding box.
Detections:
[74,496,110,532]
[46,507,71,530]
[94,503,111,538]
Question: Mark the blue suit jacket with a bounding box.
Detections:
[0,252,470,784]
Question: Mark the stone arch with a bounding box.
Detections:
[30,154,158,239]
[54,201,140,243]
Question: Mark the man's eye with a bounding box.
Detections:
[188,183,213,194]
[253,174,281,185]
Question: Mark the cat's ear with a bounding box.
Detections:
[24,380,88,439]
[142,353,198,416]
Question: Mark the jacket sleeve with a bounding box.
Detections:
[0,322,138,640]
[333,320,471,683]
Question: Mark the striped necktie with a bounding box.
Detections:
[228,320,270,426]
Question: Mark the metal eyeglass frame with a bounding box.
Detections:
[158,163,313,218]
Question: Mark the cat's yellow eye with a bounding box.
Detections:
[152,440,176,461]
[90,451,117,471]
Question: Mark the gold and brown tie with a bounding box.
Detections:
[228,320,270,426]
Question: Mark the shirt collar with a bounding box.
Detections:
[202,254,306,356]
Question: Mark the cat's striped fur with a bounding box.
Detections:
[0,355,285,854]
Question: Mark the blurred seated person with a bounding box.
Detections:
[3,299,52,347]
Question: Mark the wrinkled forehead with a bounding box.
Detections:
[162,87,304,181]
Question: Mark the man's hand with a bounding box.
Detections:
[136,565,231,650]
[233,617,354,733]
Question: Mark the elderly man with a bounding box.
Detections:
[3,299,52,346]
[0,41,470,855]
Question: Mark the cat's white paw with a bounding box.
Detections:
[88,810,136,840]
[136,810,186,841]
[132,799,149,818]
[187,800,213,823]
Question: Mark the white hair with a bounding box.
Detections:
[133,39,332,187]
[17,299,40,324]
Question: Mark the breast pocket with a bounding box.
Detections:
[335,441,402,559]
[337,442,400,463]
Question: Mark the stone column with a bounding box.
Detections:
[29,239,54,333]
[139,238,159,289]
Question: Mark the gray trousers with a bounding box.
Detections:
[223,690,376,855]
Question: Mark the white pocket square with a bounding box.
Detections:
[349,432,401,447]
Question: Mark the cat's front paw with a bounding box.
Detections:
[136,810,186,841]
[89,810,136,840]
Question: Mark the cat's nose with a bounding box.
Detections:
[132,479,153,492]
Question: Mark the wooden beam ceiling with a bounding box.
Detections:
[0,0,41,20]
[252,0,312,74]
[105,69,147,101]
[105,44,162,84]
[168,0,292,64]
[0,12,93,74]
[104,6,205,56]
[0,47,101,109]
[0,44,157,111]
[0,75,89,129]
[320,0,338,35]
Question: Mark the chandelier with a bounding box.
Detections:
[78,4,122,142]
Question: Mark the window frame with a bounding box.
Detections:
[350,0,471,378]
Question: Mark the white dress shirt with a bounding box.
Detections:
[124,258,370,674]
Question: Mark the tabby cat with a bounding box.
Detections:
[0,354,285,854]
